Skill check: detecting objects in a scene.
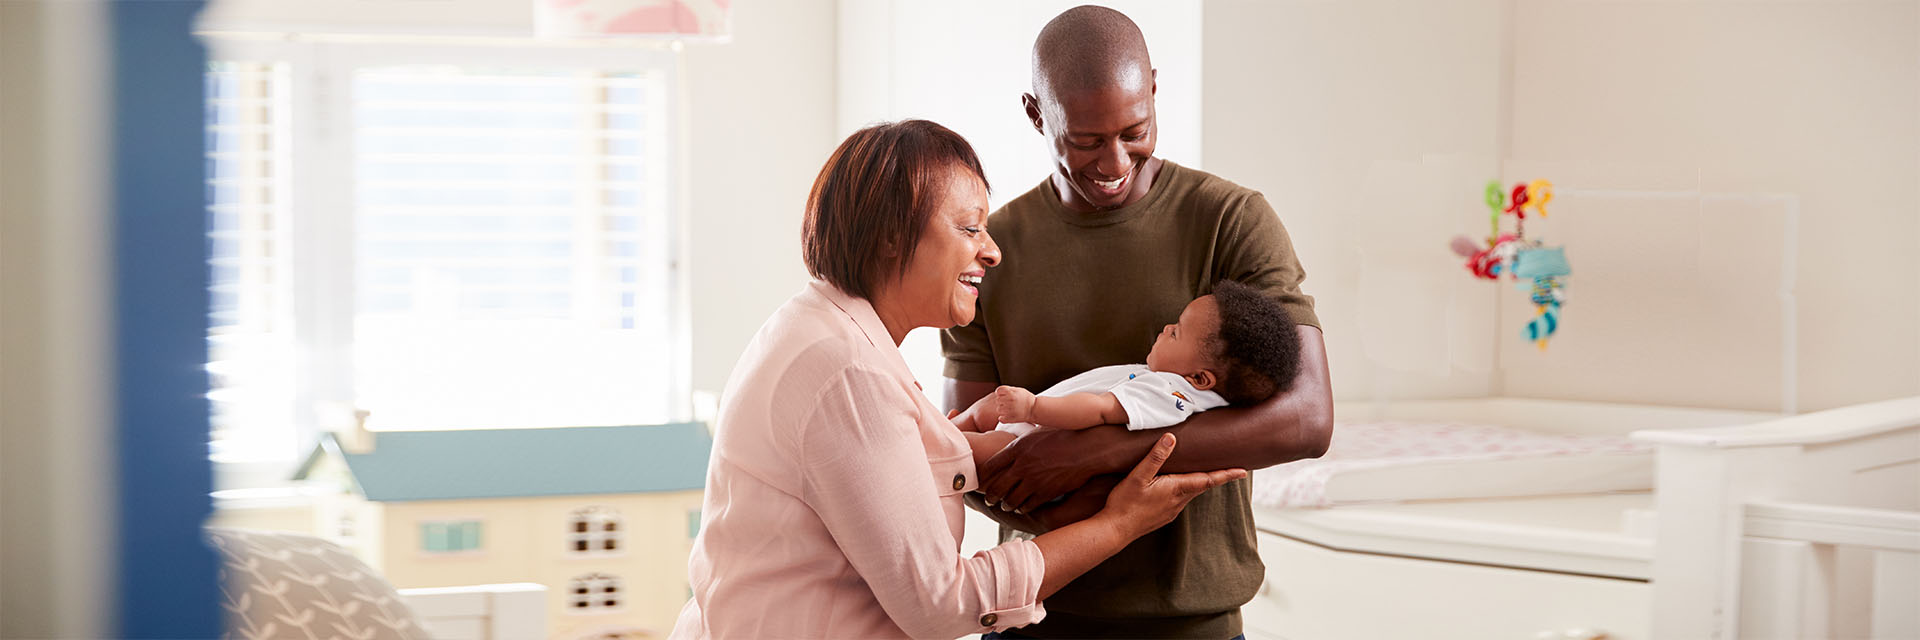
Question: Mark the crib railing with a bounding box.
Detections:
[1633,396,1920,640]
[1740,501,1920,638]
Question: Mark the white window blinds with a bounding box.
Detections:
[205,61,298,462]
[349,66,677,430]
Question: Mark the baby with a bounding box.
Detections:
[954,279,1304,470]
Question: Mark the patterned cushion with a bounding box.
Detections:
[206,527,431,640]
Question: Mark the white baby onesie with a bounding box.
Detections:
[996,364,1227,437]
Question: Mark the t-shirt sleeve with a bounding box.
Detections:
[942,320,998,383]
[1214,190,1321,329]
[1108,371,1230,431]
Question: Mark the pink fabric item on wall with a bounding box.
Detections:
[534,0,730,38]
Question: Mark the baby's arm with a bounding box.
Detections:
[965,430,1017,471]
[995,385,1130,430]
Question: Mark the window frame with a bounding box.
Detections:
[419,518,485,556]
[202,36,691,489]
[567,571,626,614]
[568,506,626,557]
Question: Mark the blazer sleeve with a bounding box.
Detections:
[797,363,1046,637]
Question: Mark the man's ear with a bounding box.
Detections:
[1022,93,1045,134]
[1151,68,1159,95]
[1187,369,1218,391]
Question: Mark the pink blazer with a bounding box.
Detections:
[671,281,1046,639]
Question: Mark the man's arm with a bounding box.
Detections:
[977,325,1333,514]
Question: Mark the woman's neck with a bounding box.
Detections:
[866,290,912,346]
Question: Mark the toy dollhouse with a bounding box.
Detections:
[294,422,711,639]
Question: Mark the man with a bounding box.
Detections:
[941,6,1334,638]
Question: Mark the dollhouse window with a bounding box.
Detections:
[568,573,623,612]
[568,507,623,555]
[420,520,482,553]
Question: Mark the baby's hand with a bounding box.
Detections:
[994,386,1037,424]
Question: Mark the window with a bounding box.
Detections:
[351,65,677,429]
[205,60,298,465]
[202,40,686,477]
[569,506,623,554]
[569,572,623,612]
[420,520,482,553]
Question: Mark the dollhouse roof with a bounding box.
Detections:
[294,422,711,502]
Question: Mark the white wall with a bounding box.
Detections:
[1202,0,1919,413]
[1202,0,1512,404]
[0,1,116,636]
[682,0,839,397]
[1503,0,1920,412]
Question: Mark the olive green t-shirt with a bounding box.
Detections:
[941,161,1317,639]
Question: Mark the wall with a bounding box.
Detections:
[1201,0,1919,412]
[1202,0,1512,404]
[1504,0,1920,412]
[111,2,224,632]
[0,1,116,637]
[682,0,840,398]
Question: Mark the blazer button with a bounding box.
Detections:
[952,474,966,490]
[980,613,998,627]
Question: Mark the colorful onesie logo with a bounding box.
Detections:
[1171,391,1190,412]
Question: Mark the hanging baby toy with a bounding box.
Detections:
[1449,179,1571,350]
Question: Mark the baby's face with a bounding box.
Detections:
[1145,295,1220,378]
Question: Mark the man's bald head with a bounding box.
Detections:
[1031,5,1153,104]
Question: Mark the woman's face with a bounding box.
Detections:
[882,164,1000,336]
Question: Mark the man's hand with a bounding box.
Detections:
[978,426,1119,514]
[965,474,1118,535]
[993,385,1037,424]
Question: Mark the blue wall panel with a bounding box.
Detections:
[112,1,220,635]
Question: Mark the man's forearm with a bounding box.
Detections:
[1088,325,1333,475]
[1086,401,1327,474]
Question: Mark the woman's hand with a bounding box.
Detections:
[1096,433,1246,537]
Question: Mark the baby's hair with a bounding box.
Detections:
[1207,280,1304,405]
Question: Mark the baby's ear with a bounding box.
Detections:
[1187,369,1218,391]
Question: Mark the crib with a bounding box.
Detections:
[1242,396,1920,640]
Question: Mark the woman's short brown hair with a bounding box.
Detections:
[802,120,989,300]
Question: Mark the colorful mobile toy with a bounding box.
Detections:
[1450,179,1570,350]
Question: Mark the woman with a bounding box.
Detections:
[671,120,1244,639]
